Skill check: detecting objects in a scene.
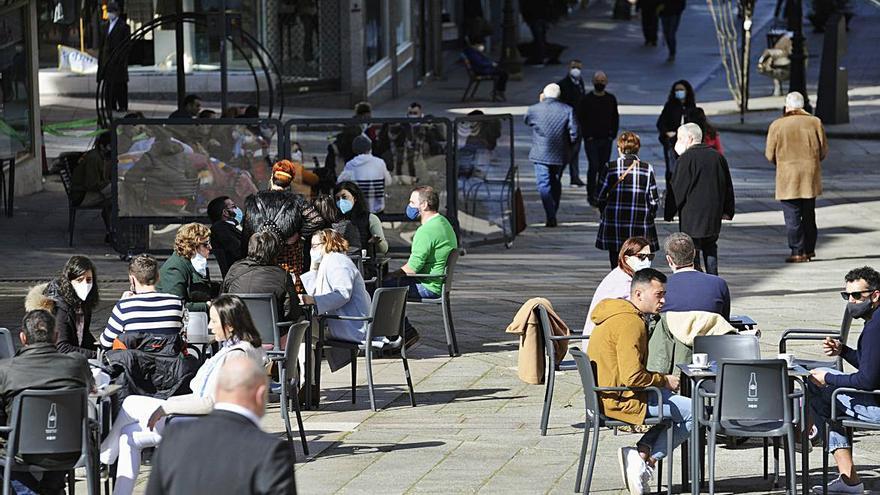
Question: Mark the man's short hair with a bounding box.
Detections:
[785,92,805,110]
[408,102,422,110]
[354,101,372,116]
[631,268,667,290]
[207,196,230,223]
[678,122,703,144]
[543,83,561,99]
[184,94,201,107]
[413,186,440,212]
[845,266,880,290]
[247,231,282,265]
[21,310,56,344]
[664,233,696,267]
[129,254,159,285]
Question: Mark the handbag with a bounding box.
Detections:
[514,187,527,234]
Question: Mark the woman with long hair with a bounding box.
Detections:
[24,255,100,357]
[313,194,361,251]
[656,80,696,185]
[101,295,265,495]
[583,237,654,335]
[334,180,388,255]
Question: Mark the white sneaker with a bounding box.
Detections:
[811,476,864,495]
[624,448,649,495]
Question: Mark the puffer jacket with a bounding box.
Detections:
[25,281,98,358]
[524,98,579,166]
[104,332,200,404]
[222,258,299,322]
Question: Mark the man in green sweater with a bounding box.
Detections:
[386,186,458,347]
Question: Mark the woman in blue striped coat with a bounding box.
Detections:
[595,131,660,267]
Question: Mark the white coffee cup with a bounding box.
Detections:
[692,353,709,367]
[778,353,795,368]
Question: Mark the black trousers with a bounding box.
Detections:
[110,79,128,112]
[584,137,612,203]
[692,234,719,275]
[639,0,659,43]
[781,198,817,255]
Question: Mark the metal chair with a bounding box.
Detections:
[58,161,104,247]
[779,309,853,371]
[267,321,311,461]
[0,388,97,495]
[699,359,801,495]
[535,304,589,436]
[235,293,294,350]
[405,250,460,357]
[821,387,880,495]
[0,328,15,359]
[569,347,675,495]
[318,287,415,412]
[460,54,502,102]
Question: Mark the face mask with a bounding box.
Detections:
[291,150,303,162]
[675,89,687,101]
[847,298,875,319]
[674,140,688,157]
[232,207,244,224]
[626,256,652,272]
[191,253,208,276]
[570,68,582,79]
[594,83,606,92]
[309,248,323,265]
[107,12,117,21]
[337,199,353,214]
[405,204,421,220]
[72,280,93,301]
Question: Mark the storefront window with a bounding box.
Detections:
[364,0,384,66]
[0,6,33,158]
[393,0,410,46]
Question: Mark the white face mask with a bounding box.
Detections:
[72,280,93,301]
[570,68,582,79]
[107,12,117,21]
[291,150,303,162]
[674,139,688,157]
[310,248,324,266]
[626,255,652,272]
[191,253,208,276]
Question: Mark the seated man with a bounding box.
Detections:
[71,131,113,242]
[808,266,880,495]
[100,254,185,349]
[661,232,731,319]
[587,268,692,495]
[0,310,94,494]
[462,43,509,100]
[207,195,244,278]
[146,356,295,494]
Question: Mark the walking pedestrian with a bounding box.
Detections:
[524,83,579,227]
[578,70,620,205]
[639,0,660,46]
[686,107,723,155]
[765,92,828,263]
[658,0,685,61]
[656,80,696,187]
[97,2,130,112]
[663,123,735,275]
[556,60,587,188]
[595,132,660,268]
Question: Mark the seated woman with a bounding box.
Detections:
[25,255,99,357]
[334,181,389,256]
[300,229,371,373]
[582,237,653,335]
[313,194,361,252]
[156,223,216,312]
[223,230,299,327]
[100,295,265,495]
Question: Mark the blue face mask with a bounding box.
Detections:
[405,204,420,220]
[233,207,244,224]
[337,199,353,214]
[675,89,687,101]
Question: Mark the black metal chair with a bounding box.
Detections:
[236,293,294,351]
[699,359,801,495]
[318,287,415,412]
[779,309,853,371]
[0,388,97,495]
[58,161,104,247]
[405,250,460,357]
[0,328,15,359]
[570,347,675,495]
[267,321,311,461]
[460,54,502,102]
[535,304,589,436]
[821,387,880,495]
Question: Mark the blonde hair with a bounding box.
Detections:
[314,228,349,254]
[174,223,210,258]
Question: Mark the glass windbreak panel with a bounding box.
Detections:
[455,115,515,245]
[287,118,451,250]
[364,0,384,66]
[0,7,33,158]
[115,120,280,218]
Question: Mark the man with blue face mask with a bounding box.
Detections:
[207,196,244,278]
[385,186,458,349]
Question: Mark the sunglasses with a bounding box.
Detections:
[633,253,655,261]
[840,289,876,301]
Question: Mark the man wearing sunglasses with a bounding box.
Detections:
[808,266,880,494]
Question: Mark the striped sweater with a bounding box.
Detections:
[100,292,185,348]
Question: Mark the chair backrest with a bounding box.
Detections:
[693,335,760,363]
[7,388,87,461]
[535,304,557,363]
[367,287,408,339]
[0,328,15,359]
[460,53,476,75]
[235,293,280,349]
[569,347,603,419]
[285,321,311,380]
[58,163,74,203]
[715,359,792,425]
[443,250,460,292]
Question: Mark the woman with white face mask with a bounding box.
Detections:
[582,237,654,335]
[156,223,216,313]
[24,256,100,357]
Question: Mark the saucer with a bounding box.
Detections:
[688,364,711,370]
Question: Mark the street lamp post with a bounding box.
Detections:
[500,0,523,79]
[787,0,811,111]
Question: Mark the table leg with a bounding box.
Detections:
[691,378,701,495]
[304,323,313,410]
[800,377,809,495]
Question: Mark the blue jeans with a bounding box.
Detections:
[808,368,880,452]
[382,276,440,301]
[534,163,563,223]
[660,14,682,56]
[638,389,693,460]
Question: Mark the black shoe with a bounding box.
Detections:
[570,180,586,187]
[545,218,558,228]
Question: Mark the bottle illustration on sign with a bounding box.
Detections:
[47,403,57,430]
[748,373,758,398]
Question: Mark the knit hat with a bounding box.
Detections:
[271,160,296,188]
[352,135,372,155]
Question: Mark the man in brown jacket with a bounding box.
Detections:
[765,92,828,263]
[587,268,692,495]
